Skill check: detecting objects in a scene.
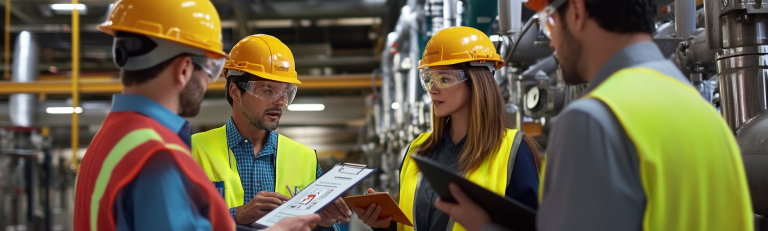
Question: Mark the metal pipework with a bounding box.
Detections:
[675,0,697,39]
[498,0,523,35]
[443,0,458,29]
[675,28,717,76]
[716,11,768,133]
[716,45,768,133]
[9,31,39,127]
[407,8,421,127]
[704,0,723,49]
[736,112,768,216]
[721,12,768,48]
[507,16,553,63]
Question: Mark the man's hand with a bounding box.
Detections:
[317,198,353,227]
[434,183,491,231]
[351,188,392,228]
[236,191,291,224]
[265,214,321,231]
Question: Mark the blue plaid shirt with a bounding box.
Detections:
[225,118,337,231]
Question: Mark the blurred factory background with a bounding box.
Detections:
[2,0,768,230]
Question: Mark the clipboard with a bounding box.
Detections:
[411,155,537,231]
[343,192,413,226]
[252,163,378,229]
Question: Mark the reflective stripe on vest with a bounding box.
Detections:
[191,125,318,208]
[398,129,523,231]
[581,67,751,230]
[75,112,234,231]
[89,129,188,230]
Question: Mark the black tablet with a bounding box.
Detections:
[411,154,537,231]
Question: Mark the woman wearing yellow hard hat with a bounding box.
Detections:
[352,26,542,231]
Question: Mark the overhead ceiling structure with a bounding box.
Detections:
[0,0,395,159]
[0,0,387,75]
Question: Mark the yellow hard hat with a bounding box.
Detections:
[418,26,505,70]
[225,34,301,84]
[97,0,227,58]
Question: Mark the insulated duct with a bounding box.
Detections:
[9,31,39,127]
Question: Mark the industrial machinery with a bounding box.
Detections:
[360,0,768,228]
[1,32,75,231]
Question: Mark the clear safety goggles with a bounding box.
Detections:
[190,55,226,83]
[538,0,568,39]
[237,80,297,106]
[419,68,470,91]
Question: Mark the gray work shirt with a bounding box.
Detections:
[480,42,689,231]
[537,42,689,231]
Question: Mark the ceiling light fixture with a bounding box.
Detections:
[46,107,83,114]
[287,104,325,112]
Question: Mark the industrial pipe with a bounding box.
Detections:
[407,9,421,127]
[443,0,458,29]
[72,0,80,171]
[498,0,523,36]
[4,0,9,80]
[9,31,39,127]
[675,0,696,39]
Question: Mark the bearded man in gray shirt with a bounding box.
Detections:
[433,0,753,230]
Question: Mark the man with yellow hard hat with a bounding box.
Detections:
[434,0,753,231]
[191,34,352,230]
[74,0,322,230]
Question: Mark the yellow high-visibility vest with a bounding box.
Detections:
[399,129,523,231]
[191,125,317,208]
[541,67,752,230]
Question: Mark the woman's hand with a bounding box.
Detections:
[352,188,393,228]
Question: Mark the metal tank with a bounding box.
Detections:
[705,0,768,216]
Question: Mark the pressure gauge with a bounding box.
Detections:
[526,87,540,110]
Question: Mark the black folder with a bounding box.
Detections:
[411,154,537,231]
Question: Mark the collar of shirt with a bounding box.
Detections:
[440,122,467,147]
[585,42,666,94]
[225,118,278,157]
[110,94,191,146]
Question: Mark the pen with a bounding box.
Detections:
[286,185,294,197]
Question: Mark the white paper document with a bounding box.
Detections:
[252,163,376,228]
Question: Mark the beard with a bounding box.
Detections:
[555,25,586,85]
[178,72,206,117]
[240,101,281,131]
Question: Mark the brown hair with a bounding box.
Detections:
[416,66,508,173]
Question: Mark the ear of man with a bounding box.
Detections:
[170,56,195,87]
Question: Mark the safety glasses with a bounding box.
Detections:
[538,0,567,39]
[190,55,226,83]
[419,68,470,91]
[237,81,297,106]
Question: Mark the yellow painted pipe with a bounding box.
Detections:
[71,0,80,172]
[0,75,380,94]
[4,0,10,80]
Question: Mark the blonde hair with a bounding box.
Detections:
[416,66,508,173]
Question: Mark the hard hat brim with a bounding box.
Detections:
[417,58,505,70]
[98,24,229,59]
[227,68,303,84]
[525,0,548,12]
